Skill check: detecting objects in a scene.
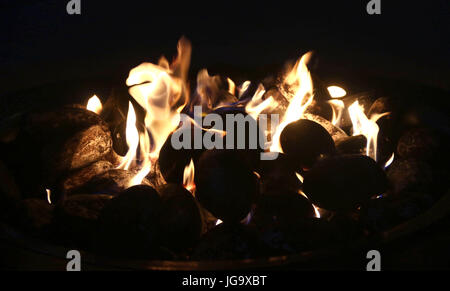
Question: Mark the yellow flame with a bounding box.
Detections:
[269,52,314,153]
[183,159,196,194]
[245,84,278,120]
[313,206,321,218]
[237,81,251,98]
[86,95,103,114]
[348,101,389,161]
[216,219,223,226]
[117,102,139,171]
[227,78,236,95]
[328,99,345,127]
[327,86,347,98]
[119,39,190,186]
[384,152,395,169]
[46,189,52,204]
[295,172,304,183]
[298,190,321,218]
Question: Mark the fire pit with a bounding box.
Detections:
[0,38,449,270]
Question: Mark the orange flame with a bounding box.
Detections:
[86,95,102,114]
[183,159,196,194]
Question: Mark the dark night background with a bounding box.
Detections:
[0,0,449,97]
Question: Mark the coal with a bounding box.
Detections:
[0,160,21,218]
[158,130,203,184]
[253,191,316,230]
[96,185,163,259]
[303,154,388,211]
[41,123,112,178]
[386,158,433,195]
[5,199,54,237]
[99,87,131,156]
[0,107,113,195]
[369,97,399,165]
[335,135,367,155]
[53,194,113,249]
[258,153,302,196]
[211,107,263,170]
[195,149,258,222]
[70,169,152,196]
[303,113,348,141]
[258,217,343,254]
[397,127,440,161]
[158,184,202,252]
[361,192,436,232]
[191,223,266,260]
[280,119,336,169]
[304,99,333,121]
[59,160,113,196]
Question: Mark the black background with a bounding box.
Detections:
[1,0,449,96]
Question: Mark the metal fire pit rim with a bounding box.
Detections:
[0,221,368,270]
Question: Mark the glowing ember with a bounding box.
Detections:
[348,100,389,161]
[183,159,196,194]
[327,85,347,98]
[86,95,103,114]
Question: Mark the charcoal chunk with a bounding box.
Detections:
[303,154,387,211]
